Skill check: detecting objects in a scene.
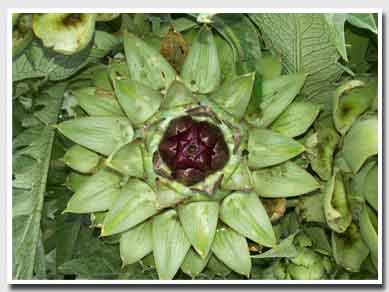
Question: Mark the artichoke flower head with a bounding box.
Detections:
[57,24,322,280]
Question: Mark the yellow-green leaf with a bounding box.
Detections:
[271,101,320,138]
[255,73,306,127]
[63,144,100,174]
[152,209,191,280]
[220,192,276,247]
[114,79,162,126]
[181,26,221,94]
[211,226,251,277]
[106,141,144,178]
[72,86,125,117]
[101,179,158,236]
[181,248,210,279]
[332,224,369,272]
[120,220,152,266]
[248,128,305,169]
[343,116,378,173]
[178,201,219,259]
[57,117,134,156]
[252,161,320,198]
[210,73,255,120]
[123,30,176,91]
[323,170,352,233]
[64,168,121,213]
[359,205,378,269]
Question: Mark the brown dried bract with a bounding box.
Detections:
[160,27,189,73]
[263,198,287,222]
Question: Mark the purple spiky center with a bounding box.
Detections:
[158,116,229,186]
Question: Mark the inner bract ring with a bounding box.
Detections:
[158,116,229,186]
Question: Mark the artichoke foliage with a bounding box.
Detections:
[51,14,379,280]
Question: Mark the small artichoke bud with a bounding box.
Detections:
[32,13,95,55]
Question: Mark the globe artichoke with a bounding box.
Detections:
[54,23,322,280]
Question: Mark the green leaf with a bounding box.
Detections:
[181,26,221,93]
[63,144,100,174]
[120,220,153,266]
[251,259,288,280]
[106,140,144,178]
[359,205,378,269]
[259,53,282,81]
[347,13,378,34]
[64,167,121,213]
[349,159,376,214]
[33,233,47,279]
[211,14,262,109]
[254,73,306,128]
[308,116,340,180]
[155,16,198,37]
[207,255,231,277]
[364,162,378,211]
[252,161,320,198]
[324,14,348,61]
[345,27,371,74]
[210,73,255,120]
[332,224,370,272]
[12,14,33,59]
[250,14,344,110]
[155,180,187,209]
[221,158,252,191]
[181,248,210,279]
[123,30,176,91]
[296,192,326,224]
[333,79,376,135]
[323,170,352,233]
[13,84,66,279]
[161,80,193,109]
[271,101,320,138]
[64,172,89,192]
[252,233,298,258]
[101,179,158,236]
[91,30,121,59]
[214,33,237,82]
[56,213,82,267]
[96,13,120,22]
[72,86,125,117]
[178,201,219,259]
[58,243,121,279]
[113,78,162,125]
[211,225,251,277]
[220,192,276,247]
[152,209,191,280]
[248,128,305,169]
[123,31,176,91]
[342,116,378,173]
[57,116,134,156]
[13,39,92,82]
[287,247,329,280]
[303,227,332,255]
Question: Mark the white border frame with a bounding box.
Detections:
[7,8,383,285]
